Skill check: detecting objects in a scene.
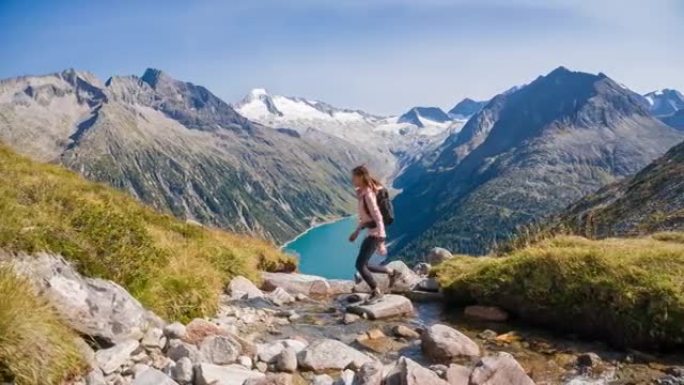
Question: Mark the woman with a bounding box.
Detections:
[348,165,397,301]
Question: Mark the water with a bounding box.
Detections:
[283,216,380,280]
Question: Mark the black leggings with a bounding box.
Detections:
[355,236,390,290]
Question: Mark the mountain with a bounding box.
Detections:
[447,98,487,119]
[663,109,684,130]
[644,88,684,117]
[397,106,451,128]
[389,67,684,258]
[0,69,373,243]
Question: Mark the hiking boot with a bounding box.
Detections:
[367,289,384,303]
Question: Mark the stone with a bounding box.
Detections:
[347,294,414,320]
[353,261,422,294]
[312,374,334,385]
[170,357,193,384]
[262,272,331,296]
[417,278,440,292]
[184,318,222,344]
[244,373,293,385]
[95,339,140,375]
[413,263,431,276]
[335,369,356,385]
[10,254,161,344]
[405,290,444,302]
[386,357,449,385]
[367,328,386,340]
[238,355,254,368]
[298,339,374,372]
[74,337,97,369]
[132,364,152,377]
[352,361,384,385]
[85,369,106,385]
[328,279,355,295]
[268,287,296,306]
[131,368,178,385]
[257,339,308,363]
[425,248,453,265]
[164,322,186,339]
[276,347,298,373]
[392,325,420,340]
[198,335,242,365]
[430,364,449,377]
[166,339,199,362]
[464,306,509,322]
[576,352,602,368]
[446,364,471,385]
[421,324,480,360]
[470,353,535,385]
[343,313,361,324]
[295,293,308,301]
[195,363,265,385]
[228,276,264,300]
[477,330,498,341]
[142,327,166,350]
[256,361,268,372]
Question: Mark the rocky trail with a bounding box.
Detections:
[8,254,684,385]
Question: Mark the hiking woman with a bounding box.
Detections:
[348,165,397,301]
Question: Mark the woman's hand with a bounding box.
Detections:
[349,229,360,242]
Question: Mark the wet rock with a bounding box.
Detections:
[353,361,384,385]
[347,294,414,320]
[421,324,480,360]
[11,254,161,344]
[164,322,186,339]
[95,339,140,375]
[257,339,308,363]
[446,364,471,385]
[298,339,374,372]
[131,368,177,385]
[142,327,166,350]
[576,352,602,368]
[198,335,242,365]
[470,352,535,385]
[228,276,264,300]
[464,306,509,322]
[405,290,444,302]
[393,325,421,339]
[335,369,356,385]
[425,248,453,265]
[312,374,334,385]
[386,357,449,385]
[166,339,199,363]
[344,313,361,324]
[353,261,421,293]
[195,363,265,385]
[268,287,296,306]
[329,279,355,295]
[244,373,293,385]
[417,278,440,292]
[276,347,298,373]
[413,263,432,277]
[262,272,331,296]
[170,357,193,384]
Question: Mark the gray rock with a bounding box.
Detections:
[132,364,152,377]
[352,361,384,385]
[262,272,331,296]
[328,279,355,295]
[464,306,509,322]
[392,325,420,340]
[413,263,432,277]
[425,248,453,265]
[417,278,440,292]
[421,324,480,360]
[257,339,308,363]
[343,313,361,325]
[198,335,241,365]
[238,355,254,369]
[95,339,140,375]
[347,294,414,320]
[429,364,449,377]
[470,353,535,385]
[446,364,471,385]
[405,290,444,302]
[132,368,178,385]
[195,363,265,385]
[276,347,298,373]
[74,337,97,369]
[170,357,193,384]
[163,322,186,339]
[142,327,166,350]
[386,357,449,385]
[353,261,421,294]
[85,368,106,385]
[244,373,293,385]
[335,369,356,385]
[298,339,374,372]
[10,254,161,344]
[166,339,199,363]
[312,374,334,385]
[255,361,268,373]
[268,287,296,306]
[228,276,264,300]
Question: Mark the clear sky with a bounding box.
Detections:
[0,0,681,115]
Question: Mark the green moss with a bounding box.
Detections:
[434,234,684,349]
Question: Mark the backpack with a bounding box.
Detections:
[363,188,395,226]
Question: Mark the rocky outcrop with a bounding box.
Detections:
[421,324,481,360]
[346,294,414,320]
[353,261,422,294]
[262,272,331,296]
[297,339,374,372]
[228,276,265,300]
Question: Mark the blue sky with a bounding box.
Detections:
[0,0,681,114]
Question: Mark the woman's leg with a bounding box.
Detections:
[366,237,391,274]
[355,236,379,290]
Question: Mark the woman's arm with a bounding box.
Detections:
[364,190,386,237]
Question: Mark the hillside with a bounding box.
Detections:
[390,67,684,258]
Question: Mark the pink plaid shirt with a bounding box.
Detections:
[356,186,386,238]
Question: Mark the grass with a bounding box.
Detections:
[434,233,684,349]
[0,144,295,322]
[0,267,85,385]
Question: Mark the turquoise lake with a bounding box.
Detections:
[283,216,375,280]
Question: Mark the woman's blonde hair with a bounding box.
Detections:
[352,165,382,190]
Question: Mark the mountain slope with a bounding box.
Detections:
[390,67,684,258]
[644,88,684,117]
[0,69,366,243]
[448,98,487,119]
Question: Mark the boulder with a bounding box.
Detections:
[335,369,356,385]
[195,363,265,385]
[417,278,440,292]
[9,254,161,344]
[170,357,193,384]
[425,248,453,265]
[352,361,384,385]
[257,339,308,363]
[268,287,296,306]
[392,325,420,340]
[228,276,264,300]
[85,369,106,385]
[298,339,374,372]
[405,290,444,302]
[132,368,178,385]
[184,318,222,344]
[276,347,298,373]
[328,279,355,295]
[421,324,480,360]
[464,306,509,322]
[163,322,186,339]
[238,355,254,368]
[413,263,432,276]
[470,353,535,385]
[343,313,361,325]
[244,373,293,385]
[386,357,449,385]
[95,339,140,375]
[312,374,334,385]
[446,364,471,385]
[166,339,199,363]
[142,327,166,350]
[347,294,414,320]
[262,272,331,296]
[353,261,421,294]
[198,335,242,365]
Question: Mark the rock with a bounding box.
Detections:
[298,339,374,372]
[343,313,361,324]
[238,355,254,368]
[353,361,384,385]
[386,357,449,385]
[131,363,152,377]
[256,361,268,373]
[328,279,355,295]
[392,325,420,340]
[95,339,140,375]
[195,363,265,385]
[164,322,186,339]
[184,318,222,344]
[470,353,535,385]
[405,290,444,302]
[446,364,471,385]
[417,278,440,292]
[295,293,308,301]
[228,276,264,300]
[170,357,193,384]
[198,335,242,365]
[276,347,298,373]
[10,254,161,344]
[131,368,178,385]
[367,328,386,340]
[430,364,449,377]
[268,287,296,306]
[142,327,166,350]
[312,374,334,385]
[464,306,509,322]
[347,294,414,320]
[477,330,498,341]
[257,339,308,363]
[421,324,480,360]
[288,312,301,322]
[85,369,106,385]
[244,373,293,385]
[353,261,421,294]
[576,352,602,368]
[262,272,331,296]
[425,248,453,265]
[74,337,97,369]
[166,339,199,362]
[413,263,432,276]
[335,369,356,385]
